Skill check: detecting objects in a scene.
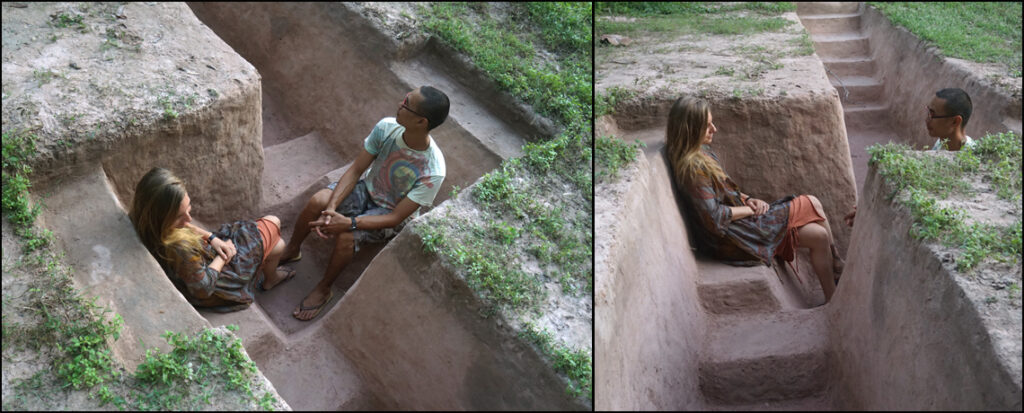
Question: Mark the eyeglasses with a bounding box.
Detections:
[926,106,957,120]
[401,93,426,118]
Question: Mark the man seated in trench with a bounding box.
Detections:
[279,86,449,321]
[845,87,976,227]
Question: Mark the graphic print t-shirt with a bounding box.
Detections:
[362,117,446,210]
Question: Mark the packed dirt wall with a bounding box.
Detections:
[595,142,707,410]
[829,165,1022,410]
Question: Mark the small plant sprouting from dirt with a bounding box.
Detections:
[868,131,1022,273]
[595,135,645,183]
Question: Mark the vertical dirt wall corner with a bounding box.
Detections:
[827,165,1021,410]
[101,81,263,225]
[596,124,708,410]
[314,228,588,411]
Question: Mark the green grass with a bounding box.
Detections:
[423,2,591,127]
[520,321,592,400]
[596,2,795,38]
[414,3,592,400]
[595,86,638,117]
[597,2,795,16]
[868,131,1022,272]
[595,135,645,183]
[870,2,1022,76]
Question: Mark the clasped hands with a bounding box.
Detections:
[744,197,769,215]
[210,237,236,261]
[310,210,351,239]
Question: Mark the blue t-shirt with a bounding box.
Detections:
[361,118,446,209]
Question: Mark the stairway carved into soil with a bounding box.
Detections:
[798,2,895,195]
[696,257,834,410]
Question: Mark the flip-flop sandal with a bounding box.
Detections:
[293,290,333,321]
[258,266,297,292]
[279,252,302,266]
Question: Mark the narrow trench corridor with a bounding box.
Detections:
[797,1,904,195]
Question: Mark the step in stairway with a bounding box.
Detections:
[820,56,875,78]
[696,259,806,315]
[810,33,871,57]
[829,75,884,104]
[841,101,890,128]
[799,13,861,35]
[700,309,830,406]
[797,2,860,16]
[261,131,348,214]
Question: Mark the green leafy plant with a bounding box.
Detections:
[868,132,1022,272]
[595,135,644,182]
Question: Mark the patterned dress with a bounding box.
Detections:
[678,147,791,266]
[163,220,265,312]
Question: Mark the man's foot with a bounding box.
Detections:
[293,289,334,321]
[260,266,296,291]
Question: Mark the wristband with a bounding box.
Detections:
[207,233,217,243]
[350,216,357,231]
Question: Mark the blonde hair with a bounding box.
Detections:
[665,96,728,188]
[128,168,208,267]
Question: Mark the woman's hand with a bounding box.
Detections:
[211,238,236,262]
[745,197,769,215]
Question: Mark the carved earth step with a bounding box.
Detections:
[829,75,884,105]
[811,33,871,57]
[796,2,861,16]
[700,309,830,405]
[821,56,876,78]
[799,13,862,35]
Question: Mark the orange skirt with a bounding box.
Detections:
[774,195,825,262]
[255,218,281,263]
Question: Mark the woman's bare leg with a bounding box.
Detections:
[807,195,844,276]
[798,222,836,302]
[261,238,293,290]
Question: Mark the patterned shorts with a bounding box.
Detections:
[328,180,409,252]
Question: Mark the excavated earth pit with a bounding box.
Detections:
[4,2,584,410]
[596,2,1020,410]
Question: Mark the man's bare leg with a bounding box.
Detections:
[280,189,333,263]
[293,231,354,321]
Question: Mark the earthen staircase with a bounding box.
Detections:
[695,257,834,410]
[797,2,896,195]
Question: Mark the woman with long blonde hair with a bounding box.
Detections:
[666,96,844,303]
[129,167,295,312]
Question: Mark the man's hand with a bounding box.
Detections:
[310,210,348,239]
[745,197,769,215]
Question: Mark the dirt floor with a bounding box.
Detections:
[596,10,821,102]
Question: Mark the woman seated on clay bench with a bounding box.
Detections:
[665,96,845,303]
[129,167,297,312]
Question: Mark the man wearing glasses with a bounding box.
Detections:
[845,87,975,227]
[280,86,449,321]
[926,88,975,151]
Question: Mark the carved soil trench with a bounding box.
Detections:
[798,2,892,196]
[169,4,533,410]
